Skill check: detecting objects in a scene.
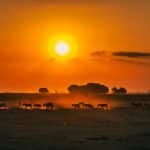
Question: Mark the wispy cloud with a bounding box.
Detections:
[90,51,106,57]
[90,50,150,66]
[112,51,150,58]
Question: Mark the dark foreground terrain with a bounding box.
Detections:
[0,109,150,150]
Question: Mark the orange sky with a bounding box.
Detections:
[0,0,150,92]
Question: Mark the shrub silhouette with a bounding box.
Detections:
[112,87,127,95]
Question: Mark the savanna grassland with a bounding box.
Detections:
[0,93,150,149]
[0,109,150,150]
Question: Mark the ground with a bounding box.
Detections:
[0,109,150,150]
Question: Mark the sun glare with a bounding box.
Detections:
[48,34,78,60]
[55,42,70,56]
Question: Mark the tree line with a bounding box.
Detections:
[39,82,127,95]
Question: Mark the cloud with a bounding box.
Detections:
[112,51,150,58]
[90,50,150,66]
[90,51,106,57]
[112,58,150,66]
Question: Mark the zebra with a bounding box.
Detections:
[43,102,54,110]
[97,104,108,110]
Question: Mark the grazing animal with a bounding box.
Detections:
[22,104,32,110]
[78,102,85,108]
[0,103,7,110]
[84,104,94,109]
[78,102,90,109]
[72,104,80,109]
[43,102,54,110]
[78,102,85,105]
[33,104,42,110]
[97,104,108,110]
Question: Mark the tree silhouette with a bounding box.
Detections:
[68,83,109,95]
[112,87,127,95]
[68,85,79,94]
[38,88,49,94]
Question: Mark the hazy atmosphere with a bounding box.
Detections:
[0,0,150,92]
[0,1,150,150]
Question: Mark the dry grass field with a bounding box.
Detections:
[0,109,150,150]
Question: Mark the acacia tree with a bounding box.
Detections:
[68,85,79,94]
[112,87,127,95]
[38,88,49,94]
[68,83,109,95]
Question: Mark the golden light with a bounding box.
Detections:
[48,33,78,60]
[55,42,70,56]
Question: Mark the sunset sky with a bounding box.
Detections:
[0,0,150,93]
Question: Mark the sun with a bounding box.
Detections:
[48,34,78,59]
[55,42,70,56]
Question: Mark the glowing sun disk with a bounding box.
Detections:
[55,42,70,56]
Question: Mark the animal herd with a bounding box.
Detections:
[72,102,108,110]
[0,101,150,111]
[21,102,54,110]
[0,102,54,111]
[0,101,109,111]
